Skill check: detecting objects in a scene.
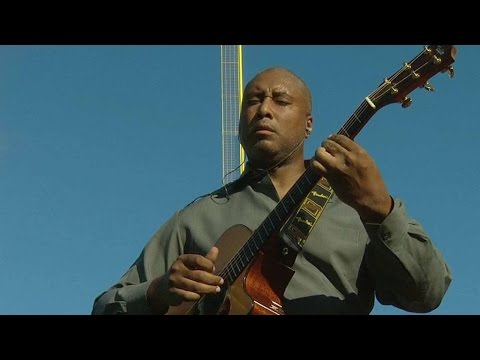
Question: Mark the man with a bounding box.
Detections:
[92,67,452,315]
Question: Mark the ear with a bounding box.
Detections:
[305,116,313,138]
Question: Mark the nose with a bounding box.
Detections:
[258,96,273,118]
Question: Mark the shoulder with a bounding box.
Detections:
[181,177,249,213]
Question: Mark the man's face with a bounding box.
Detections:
[239,69,312,168]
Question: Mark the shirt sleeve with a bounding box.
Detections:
[363,198,452,313]
[91,212,185,315]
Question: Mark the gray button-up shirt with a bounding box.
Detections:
[92,169,452,314]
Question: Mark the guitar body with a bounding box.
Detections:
[242,233,297,315]
[167,224,296,315]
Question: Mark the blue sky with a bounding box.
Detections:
[0,45,477,315]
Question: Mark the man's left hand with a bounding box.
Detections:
[310,134,393,223]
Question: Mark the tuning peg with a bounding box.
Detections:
[442,65,455,79]
[401,97,413,108]
[448,65,455,79]
[423,81,435,92]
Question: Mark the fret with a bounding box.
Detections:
[283,194,294,212]
[264,216,280,235]
[292,192,302,205]
[353,112,362,123]
[293,187,305,202]
[239,251,248,267]
[258,223,267,237]
[304,174,312,185]
[274,208,281,220]
[262,219,273,234]
[246,239,255,256]
[292,182,303,199]
[305,167,320,186]
[252,231,262,250]
[233,260,241,277]
[299,174,311,188]
[267,215,275,228]
[267,214,282,231]
[339,125,351,137]
[226,270,235,284]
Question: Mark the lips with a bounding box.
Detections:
[251,124,275,134]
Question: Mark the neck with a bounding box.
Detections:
[267,155,307,200]
[246,140,307,199]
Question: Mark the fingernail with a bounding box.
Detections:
[216,286,221,293]
[219,278,224,285]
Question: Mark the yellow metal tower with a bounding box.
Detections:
[220,45,246,184]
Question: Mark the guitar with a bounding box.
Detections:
[167,45,457,315]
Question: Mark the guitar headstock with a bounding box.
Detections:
[369,45,457,110]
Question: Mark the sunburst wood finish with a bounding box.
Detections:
[167,225,296,315]
[243,234,297,315]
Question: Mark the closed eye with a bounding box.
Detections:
[247,98,261,105]
[275,99,290,106]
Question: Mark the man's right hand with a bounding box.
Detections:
[147,247,224,313]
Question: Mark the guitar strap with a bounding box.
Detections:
[280,177,333,252]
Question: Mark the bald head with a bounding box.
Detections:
[245,67,312,114]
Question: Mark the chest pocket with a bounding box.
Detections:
[300,216,367,284]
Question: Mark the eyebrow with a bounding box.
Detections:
[246,89,292,97]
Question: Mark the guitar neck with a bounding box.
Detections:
[337,98,377,139]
